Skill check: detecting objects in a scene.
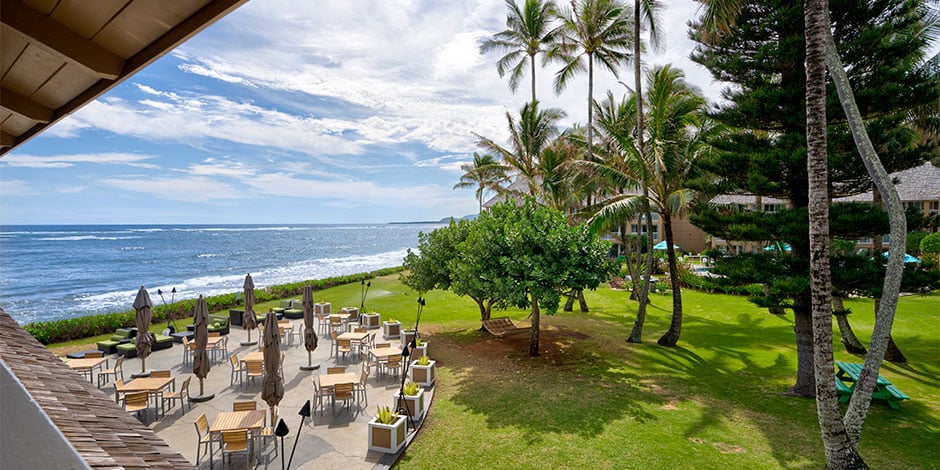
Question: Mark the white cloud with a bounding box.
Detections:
[0,179,37,196]
[98,176,243,203]
[2,153,156,169]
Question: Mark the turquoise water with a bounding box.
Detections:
[0,224,443,324]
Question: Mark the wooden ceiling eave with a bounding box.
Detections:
[0,0,249,156]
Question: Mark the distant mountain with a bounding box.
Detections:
[389,214,477,225]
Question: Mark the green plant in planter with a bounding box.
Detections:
[403,381,420,396]
[375,406,399,424]
[388,318,398,323]
[417,355,430,366]
[414,338,423,347]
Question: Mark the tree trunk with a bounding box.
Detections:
[825,17,906,445]
[629,4,651,344]
[530,52,537,104]
[529,295,540,357]
[833,296,867,354]
[805,5,866,463]
[871,193,907,363]
[475,297,492,331]
[790,294,818,398]
[586,53,594,161]
[631,198,655,343]
[657,215,683,347]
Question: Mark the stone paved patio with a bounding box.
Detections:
[93,316,431,469]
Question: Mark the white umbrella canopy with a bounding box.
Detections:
[133,286,153,375]
[261,312,284,425]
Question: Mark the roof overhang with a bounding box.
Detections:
[1,0,249,156]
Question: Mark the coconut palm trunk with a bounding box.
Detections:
[656,214,683,346]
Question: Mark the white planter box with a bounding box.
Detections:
[361,313,381,329]
[409,359,436,387]
[314,302,331,315]
[383,321,401,339]
[393,389,425,421]
[413,343,428,358]
[401,330,416,349]
[368,414,407,454]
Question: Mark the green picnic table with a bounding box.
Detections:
[835,361,909,409]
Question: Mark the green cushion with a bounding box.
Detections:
[153,334,173,344]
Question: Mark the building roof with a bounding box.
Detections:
[0,308,194,468]
[1,0,248,155]
[835,162,940,203]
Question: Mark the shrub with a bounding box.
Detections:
[23,266,405,345]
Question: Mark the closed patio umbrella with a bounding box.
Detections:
[242,273,258,346]
[133,286,153,377]
[191,295,214,401]
[261,312,284,426]
[300,284,319,370]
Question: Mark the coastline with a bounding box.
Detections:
[27,266,405,346]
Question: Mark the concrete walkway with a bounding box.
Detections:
[97,317,430,469]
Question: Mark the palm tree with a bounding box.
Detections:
[578,65,713,347]
[475,100,566,199]
[629,0,664,343]
[552,0,632,161]
[480,0,562,103]
[454,153,508,213]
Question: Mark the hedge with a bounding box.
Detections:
[24,266,405,345]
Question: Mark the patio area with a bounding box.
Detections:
[93,313,432,469]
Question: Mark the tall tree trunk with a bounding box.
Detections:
[529,295,540,357]
[564,292,575,311]
[629,1,652,344]
[825,19,906,445]
[631,196,655,343]
[870,192,907,363]
[578,289,589,312]
[833,296,867,354]
[530,52,537,104]
[657,215,683,347]
[586,54,594,161]
[805,4,865,464]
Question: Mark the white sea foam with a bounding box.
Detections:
[36,235,142,241]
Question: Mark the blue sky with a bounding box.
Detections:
[0,1,723,224]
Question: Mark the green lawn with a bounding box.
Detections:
[339,275,938,469]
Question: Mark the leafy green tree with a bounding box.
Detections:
[552,0,632,160]
[922,232,940,270]
[453,152,508,213]
[459,199,612,356]
[481,0,562,103]
[401,220,501,326]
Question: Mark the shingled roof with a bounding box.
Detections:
[0,308,193,469]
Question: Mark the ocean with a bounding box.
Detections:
[0,224,445,325]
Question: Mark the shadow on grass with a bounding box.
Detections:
[434,326,663,445]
